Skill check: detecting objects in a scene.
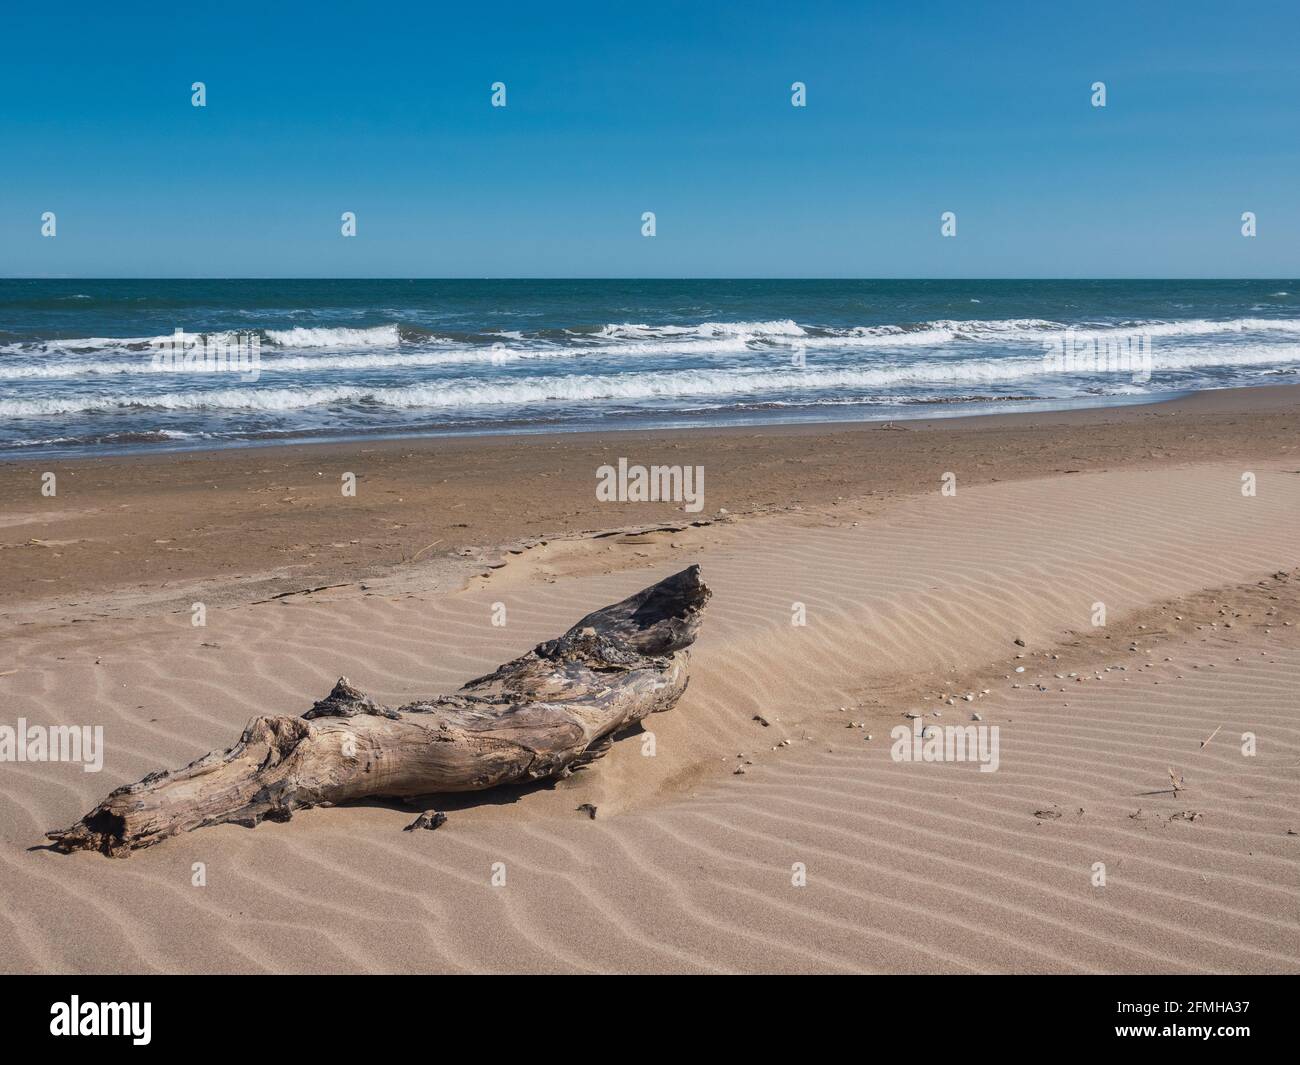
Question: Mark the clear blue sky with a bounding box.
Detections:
[2,0,1297,278]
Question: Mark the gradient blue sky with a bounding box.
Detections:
[2,0,1297,278]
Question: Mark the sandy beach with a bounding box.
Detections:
[2,385,1298,973]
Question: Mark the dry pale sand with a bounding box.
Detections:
[1,392,1299,973]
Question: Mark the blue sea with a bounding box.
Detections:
[1,279,1297,455]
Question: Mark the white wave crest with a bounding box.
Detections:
[262,325,401,348]
[595,319,806,340]
[7,341,1299,419]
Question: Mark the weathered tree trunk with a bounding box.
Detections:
[47,566,710,857]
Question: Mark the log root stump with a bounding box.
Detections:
[47,565,711,857]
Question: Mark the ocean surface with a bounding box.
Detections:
[1,279,1297,455]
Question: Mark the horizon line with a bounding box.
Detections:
[3,276,1297,283]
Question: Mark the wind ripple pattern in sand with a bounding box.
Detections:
[2,464,1298,972]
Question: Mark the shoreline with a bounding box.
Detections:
[5,379,1294,463]
[0,387,1200,464]
[3,381,1298,626]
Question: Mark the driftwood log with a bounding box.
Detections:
[47,565,710,857]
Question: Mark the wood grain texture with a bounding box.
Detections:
[46,565,710,857]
